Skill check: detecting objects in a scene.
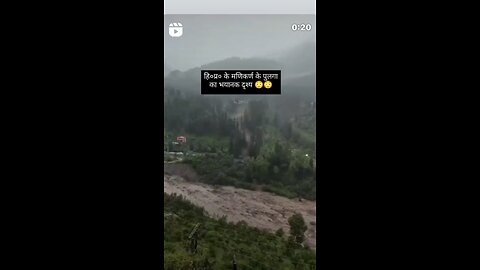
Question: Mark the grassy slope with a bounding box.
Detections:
[164,193,316,270]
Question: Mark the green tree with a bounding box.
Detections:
[288,213,307,245]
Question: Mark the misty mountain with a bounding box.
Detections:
[164,64,173,77]
[283,72,315,98]
[164,14,315,71]
[269,40,315,79]
[270,71,315,118]
[164,41,315,121]
[165,41,315,95]
[165,57,283,93]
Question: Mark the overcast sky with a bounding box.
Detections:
[165,15,315,71]
[164,0,315,14]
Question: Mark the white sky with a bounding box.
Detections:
[165,0,315,14]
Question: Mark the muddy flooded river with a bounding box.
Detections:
[164,174,316,249]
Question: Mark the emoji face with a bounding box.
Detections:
[255,81,263,89]
[264,81,272,89]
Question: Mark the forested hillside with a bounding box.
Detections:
[164,193,316,270]
[164,48,316,200]
[164,87,316,200]
[164,39,317,269]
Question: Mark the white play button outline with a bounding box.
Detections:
[169,22,183,37]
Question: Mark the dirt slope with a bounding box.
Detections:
[164,174,316,249]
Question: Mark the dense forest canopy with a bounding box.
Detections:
[164,43,316,200]
[164,40,317,269]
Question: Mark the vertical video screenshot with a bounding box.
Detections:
[164,1,316,269]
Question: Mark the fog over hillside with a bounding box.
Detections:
[165,40,315,99]
[164,14,316,149]
[163,14,317,270]
[164,14,315,72]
